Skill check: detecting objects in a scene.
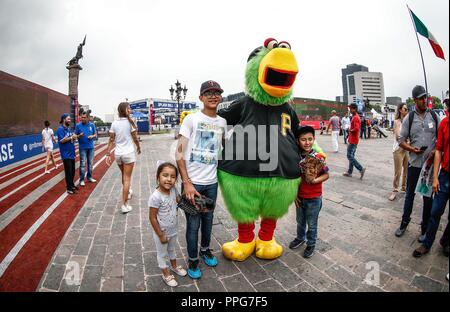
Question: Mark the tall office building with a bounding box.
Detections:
[348,72,385,107]
[341,64,368,104]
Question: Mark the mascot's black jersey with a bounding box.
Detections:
[218,95,301,179]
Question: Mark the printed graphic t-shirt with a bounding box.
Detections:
[148,188,179,238]
[179,111,227,185]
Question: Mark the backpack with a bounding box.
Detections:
[407,110,438,139]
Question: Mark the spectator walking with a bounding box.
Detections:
[341,113,350,144]
[319,121,324,135]
[389,103,409,201]
[57,114,82,194]
[76,111,97,186]
[395,85,440,241]
[42,120,59,174]
[326,110,340,153]
[106,102,142,213]
[413,98,449,257]
[343,104,366,179]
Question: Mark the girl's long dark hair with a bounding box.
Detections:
[117,102,137,130]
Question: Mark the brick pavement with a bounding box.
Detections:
[38,132,449,292]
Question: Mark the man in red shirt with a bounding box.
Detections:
[343,104,366,179]
[414,98,449,257]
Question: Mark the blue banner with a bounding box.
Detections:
[0,134,58,168]
[153,101,197,110]
[130,101,147,110]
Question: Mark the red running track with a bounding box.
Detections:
[0,148,114,291]
[0,144,106,215]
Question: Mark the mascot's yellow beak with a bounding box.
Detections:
[258,48,298,98]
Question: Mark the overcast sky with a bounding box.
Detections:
[1,0,448,119]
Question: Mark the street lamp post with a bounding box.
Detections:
[169,80,188,125]
[384,103,389,128]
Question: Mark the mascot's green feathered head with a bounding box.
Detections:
[245,38,298,106]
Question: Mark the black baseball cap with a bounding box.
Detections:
[200,80,223,95]
[412,85,428,99]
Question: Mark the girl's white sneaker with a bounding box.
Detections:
[170,265,187,277]
[121,204,132,214]
[162,274,178,287]
[128,189,133,200]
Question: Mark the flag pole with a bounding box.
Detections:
[407,4,429,94]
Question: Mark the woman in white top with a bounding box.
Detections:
[41,120,59,174]
[106,102,142,213]
[389,103,409,201]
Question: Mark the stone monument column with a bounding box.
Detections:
[66,64,82,125]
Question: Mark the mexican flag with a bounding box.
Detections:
[409,7,446,60]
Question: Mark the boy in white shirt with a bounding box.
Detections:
[175,80,227,280]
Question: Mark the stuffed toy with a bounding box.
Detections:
[217,38,324,261]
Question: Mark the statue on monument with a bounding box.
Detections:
[68,35,86,66]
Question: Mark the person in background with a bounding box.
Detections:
[326,110,340,153]
[413,98,449,258]
[366,118,372,139]
[57,114,82,194]
[395,85,440,241]
[341,113,350,145]
[389,103,409,201]
[42,120,59,174]
[343,104,366,179]
[76,111,97,186]
[106,102,142,213]
[360,115,367,139]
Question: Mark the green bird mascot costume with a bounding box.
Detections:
[217,38,324,261]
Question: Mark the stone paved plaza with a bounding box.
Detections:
[38,131,449,292]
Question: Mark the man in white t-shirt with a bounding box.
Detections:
[176,80,227,280]
[341,113,351,145]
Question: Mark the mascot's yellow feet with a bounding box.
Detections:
[222,239,256,262]
[255,237,283,260]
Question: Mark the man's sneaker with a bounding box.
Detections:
[395,222,408,237]
[67,189,75,195]
[200,249,218,267]
[170,265,187,277]
[289,238,306,250]
[80,180,85,187]
[343,172,352,177]
[88,178,97,183]
[413,246,429,258]
[303,246,315,258]
[45,170,50,174]
[187,260,201,279]
[418,234,426,243]
[128,189,133,200]
[121,204,132,214]
[360,168,366,180]
[162,274,178,287]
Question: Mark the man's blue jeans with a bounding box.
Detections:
[347,144,363,175]
[296,197,322,247]
[423,170,449,249]
[79,148,94,182]
[401,165,433,234]
[343,129,349,144]
[185,183,218,261]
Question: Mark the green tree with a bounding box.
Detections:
[431,96,443,109]
[405,96,443,109]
